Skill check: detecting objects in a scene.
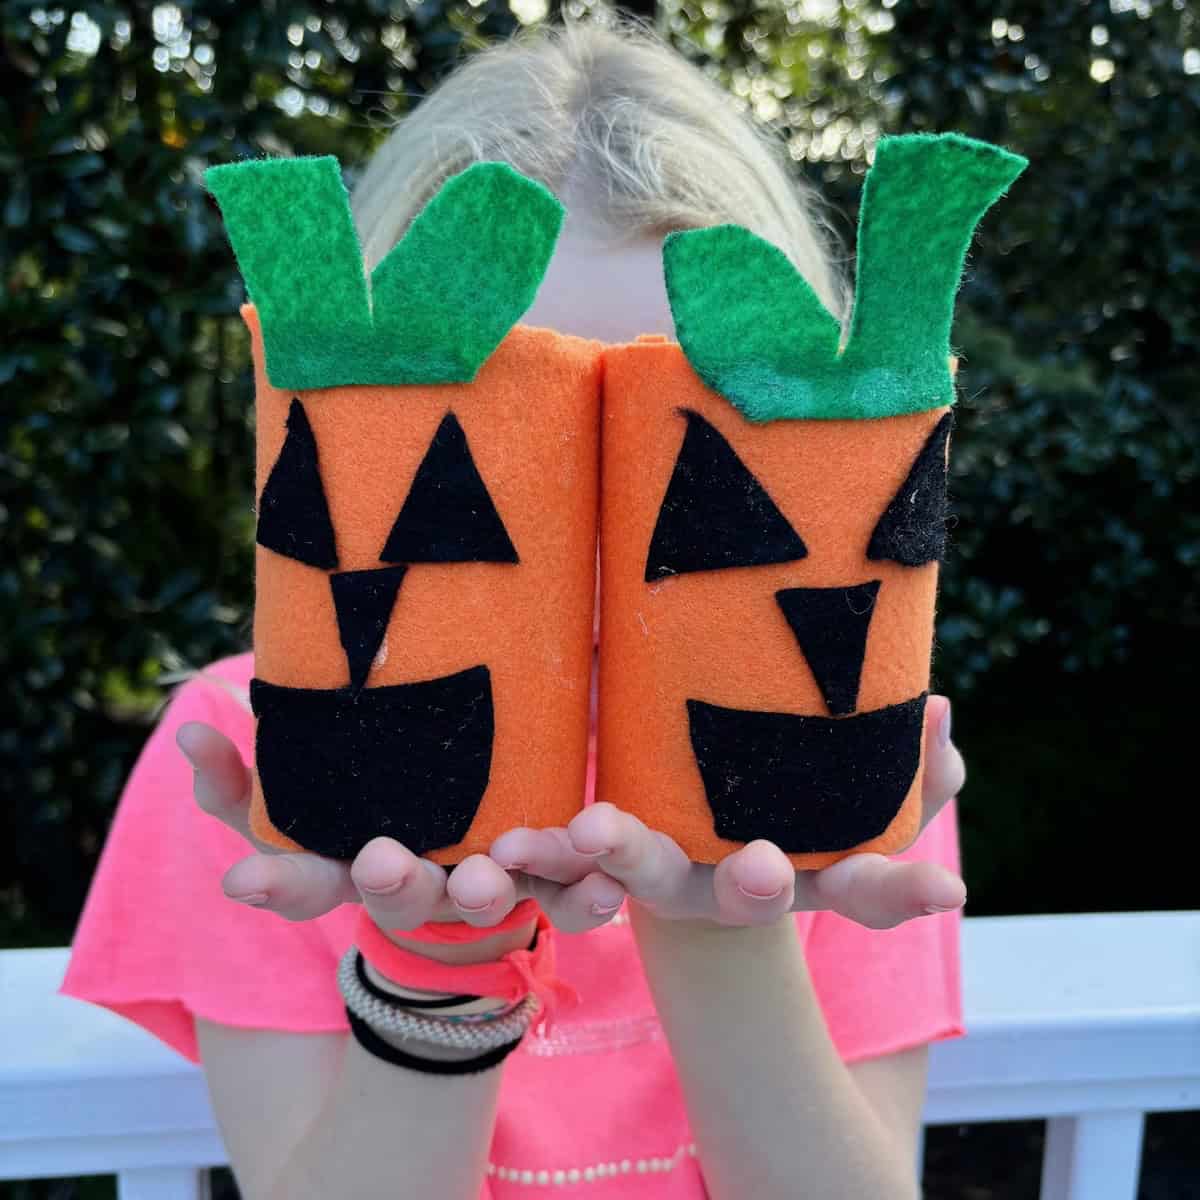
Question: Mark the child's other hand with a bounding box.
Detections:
[175,721,625,935]
[491,694,966,932]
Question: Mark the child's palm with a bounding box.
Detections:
[176,722,623,936]
[178,691,963,937]
[491,694,967,931]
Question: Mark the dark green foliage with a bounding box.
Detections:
[2,0,1196,952]
[670,0,1198,691]
[0,0,543,946]
[883,0,1199,690]
[866,1,1198,915]
[672,0,1198,914]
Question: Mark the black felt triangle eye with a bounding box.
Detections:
[644,410,807,582]
[866,410,954,567]
[256,397,338,570]
[380,412,518,565]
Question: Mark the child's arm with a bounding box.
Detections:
[179,718,616,1200]
[173,720,530,1200]
[492,694,965,1198]
[627,906,924,1200]
[194,929,530,1200]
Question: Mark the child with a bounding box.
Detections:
[61,18,968,1199]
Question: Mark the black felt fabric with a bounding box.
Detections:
[344,1006,522,1075]
[687,692,927,853]
[776,581,880,717]
[250,666,493,860]
[330,564,408,698]
[256,397,339,570]
[867,411,953,567]
[380,412,518,565]
[644,410,808,582]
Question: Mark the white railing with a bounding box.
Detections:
[2,912,1197,1198]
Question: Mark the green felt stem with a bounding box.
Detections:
[370,164,564,382]
[204,157,564,390]
[205,157,374,390]
[840,132,1029,416]
[663,132,1029,422]
[662,225,842,423]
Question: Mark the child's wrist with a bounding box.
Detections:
[360,954,519,1015]
[370,916,540,1003]
[385,917,540,964]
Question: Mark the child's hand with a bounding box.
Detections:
[175,722,625,935]
[490,694,966,932]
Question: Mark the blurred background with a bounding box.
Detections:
[2,0,1197,1195]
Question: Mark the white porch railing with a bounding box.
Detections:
[2,911,1197,1198]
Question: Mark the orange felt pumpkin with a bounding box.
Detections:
[597,133,1026,868]
[206,157,601,865]
[204,134,1026,871]
[599,342,946,869]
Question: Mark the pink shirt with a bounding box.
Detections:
[61,652,965,1195]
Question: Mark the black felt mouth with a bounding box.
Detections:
[687,693,927,853]
[249,665,493,861]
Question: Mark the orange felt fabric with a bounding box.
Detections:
[246,306,604,864]
[597,338,949,869]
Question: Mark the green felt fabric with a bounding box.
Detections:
[663,225,842,416]
[204,157,564,390]
[205,157,373,390]
[663,132,1028,421]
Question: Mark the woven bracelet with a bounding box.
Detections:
[337,947,541,1051]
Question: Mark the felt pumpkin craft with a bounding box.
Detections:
[205,156,602,865]
[597,133,1028,869]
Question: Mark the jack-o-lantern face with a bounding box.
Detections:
[599,355,951,869]
[598,133,1026,869]
[207,158,601,865]
[207,134,1024,871]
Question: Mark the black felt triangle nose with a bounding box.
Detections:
[776,581,881,717]
[331,564,408,697]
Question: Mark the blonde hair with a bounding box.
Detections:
[351,16,848,320]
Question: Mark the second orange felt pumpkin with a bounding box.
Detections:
[598,339,946,869]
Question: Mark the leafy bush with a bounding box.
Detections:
[1,0,531,941]
[2,0,1196,942]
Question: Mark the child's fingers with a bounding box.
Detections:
[351,838,451,932]
[801,853,966,929]
[712,839,796,926]
[178,720,249,815]
[444,854,521,926]
[221,850,358,922]
[177,721,272,851]
[919,695,966,833]
[489,825,606,885]
[565,802,693,908]
[526,871,627,935]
